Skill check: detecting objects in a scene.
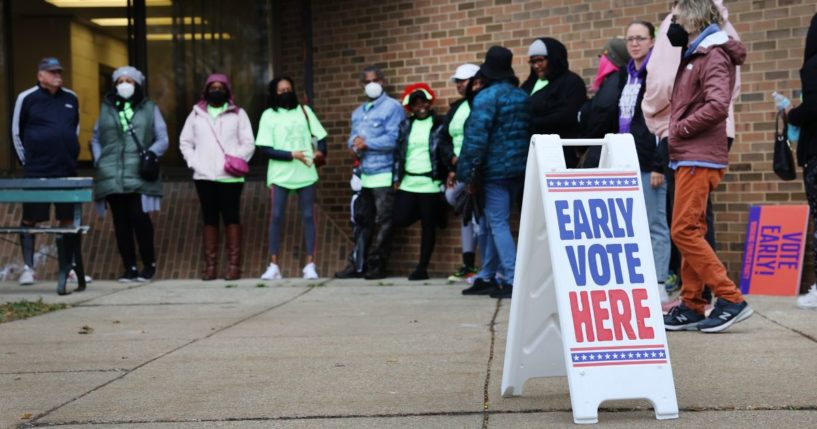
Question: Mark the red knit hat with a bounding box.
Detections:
[400,83,436,110]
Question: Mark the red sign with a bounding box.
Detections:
[740,205,809,296]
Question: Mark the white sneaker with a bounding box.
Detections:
[260,263,282,280]
[302,262,319,280]
[67,269,93,284]
[796,284,817,309]
[19,265,36,285]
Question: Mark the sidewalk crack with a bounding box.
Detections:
[755,310,817,343]
[482,298,502,429]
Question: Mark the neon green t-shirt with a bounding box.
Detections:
[448,101,470,157]
[361,172,392,188]
[206,104,244,183]
[400,117,441,194]
[255,105,328,190]
[531,79,549,95]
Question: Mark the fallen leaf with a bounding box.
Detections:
[20,413,32,420]
[78,325,94,335]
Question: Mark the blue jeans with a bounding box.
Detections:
[641,172,670,282]
[477,180,522,285]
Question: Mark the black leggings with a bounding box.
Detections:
[393,190,440,269]
[194,180,243,226]
[106,193,155,269]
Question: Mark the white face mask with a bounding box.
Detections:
[116,82,135,99]
[364,82,383,99]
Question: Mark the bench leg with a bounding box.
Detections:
[71,233,86,292]
[55,235,72,296]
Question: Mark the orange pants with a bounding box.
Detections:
[671,167,744,314]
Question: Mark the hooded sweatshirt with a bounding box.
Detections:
[788,13,817,166]
[642,0,740,140]
[520,37,587,168]
[668,27,746,167]
[179,74,256,181]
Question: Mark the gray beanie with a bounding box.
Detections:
[528,39,548,57]
[112,65,145,86]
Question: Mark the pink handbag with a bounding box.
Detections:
[207,113,249,177]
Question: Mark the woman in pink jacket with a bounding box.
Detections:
[179,74,256,281]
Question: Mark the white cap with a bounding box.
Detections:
[449,63,480,83]
[528,39,548,57]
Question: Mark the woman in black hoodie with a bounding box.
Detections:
[521,37,587,168]
[790,13,817,308]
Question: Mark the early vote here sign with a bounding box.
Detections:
[545,171,666,367]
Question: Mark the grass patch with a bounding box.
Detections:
[225,284,238,288]
[256,283,268,288]
[0,299,70,323]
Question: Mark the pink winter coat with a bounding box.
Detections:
[179,74,255,181]
[642,0,741,140]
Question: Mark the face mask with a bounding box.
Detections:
[666,23,689,48]
[276,91,298,109]
[364,82,383,99]
[206,90,229,106]
[116,82,135,99]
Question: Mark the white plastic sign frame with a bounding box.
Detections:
[501,134,679,424]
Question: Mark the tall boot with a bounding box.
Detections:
[225,224,242,280]
[202,225,219,281]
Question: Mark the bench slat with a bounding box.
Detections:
[0,177,93,189]
[0,189,93,203]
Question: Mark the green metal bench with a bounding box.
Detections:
[0,178,93,295]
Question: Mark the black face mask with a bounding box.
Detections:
[206,90,228,106]
[667,23,689,48]
[276,92,298,109]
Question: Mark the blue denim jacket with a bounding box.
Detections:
[348,94,405,175]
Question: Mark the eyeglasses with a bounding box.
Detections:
[626,36,651,44]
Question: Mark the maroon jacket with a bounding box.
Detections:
[669,31,746,165]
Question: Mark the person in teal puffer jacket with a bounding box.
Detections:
[91,66,168,283]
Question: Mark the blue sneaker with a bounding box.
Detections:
[664,273,680,294]
[698,299,753,333]
[663,303,705,331]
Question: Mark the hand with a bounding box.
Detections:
[293,150,312,166]
[650,172,665,189]
[393,181,401,191]
[451,156,458,166]
[313,150,325,161]
[446,172,457,188]
[353,136,367,151]
[586,84,597,99]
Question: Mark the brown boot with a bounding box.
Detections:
[202,225,219,281]
[225,224,242,280]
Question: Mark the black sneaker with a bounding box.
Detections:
[335,264,363,279]
[663,303,705,331]
[698,299,753,333]
[363,264,386,280]
[408,268,429,281]
[119,266,139,283]
[137,263,156,282]
[490,283,513,299]
[462,277,499,295]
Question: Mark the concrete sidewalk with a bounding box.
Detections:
[1,278,816,428]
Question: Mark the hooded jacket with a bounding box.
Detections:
[179,74,256,181]
[789,13,817,166]
[668,29,746,165]
[521,37,587,168]
[642,0,740,140]
[393,114,447,183]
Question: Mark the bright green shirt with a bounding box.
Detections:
[360,172,392,188]
[531,79,549,95]
[207,104,243,183]
[448,101,470,157]
[400,117,441,194]
[255,105,328,189]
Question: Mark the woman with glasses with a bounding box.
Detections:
[520,37,587,168]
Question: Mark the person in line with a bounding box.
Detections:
[92,66,168,282]
[618,21,672,307]
[255,76,327,280]
[458,46,530,299]
[11,57,83,285]
[643,0,741,301]
[789,13,817,309]
[179,73,255,281]
[440,63,481,282]
[393,83,446,280]
[579,37,630,168]
[661,0,752,332]
[334,66,405,280]
[521,37,586,168]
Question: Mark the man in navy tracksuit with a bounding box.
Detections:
[11,57,80,285]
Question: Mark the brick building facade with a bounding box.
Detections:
[1,0,816,287]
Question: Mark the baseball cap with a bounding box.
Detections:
[38,57,63,72]
[449,63,480,83]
